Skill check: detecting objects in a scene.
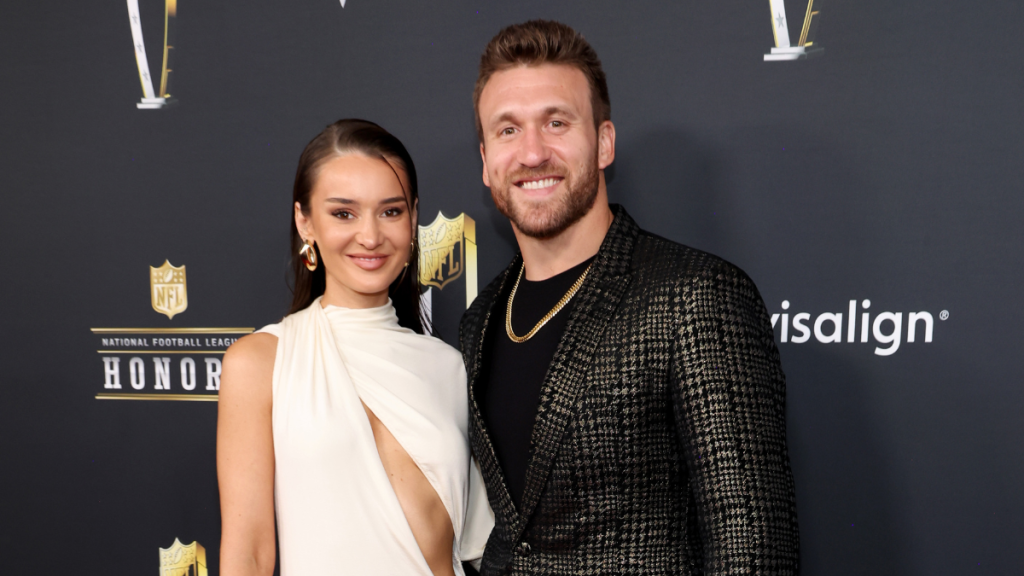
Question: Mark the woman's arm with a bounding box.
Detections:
[217,333,278,576]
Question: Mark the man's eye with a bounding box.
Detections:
[551,120,564,127]
[500,127,516,136]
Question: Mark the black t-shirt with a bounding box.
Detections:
[477,256,595,510]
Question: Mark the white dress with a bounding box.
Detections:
[258,298,493,575]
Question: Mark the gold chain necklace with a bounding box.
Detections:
[506,261,592,344]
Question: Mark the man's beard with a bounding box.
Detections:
[491,155,600,240]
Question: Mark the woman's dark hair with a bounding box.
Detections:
[288,119,430,335]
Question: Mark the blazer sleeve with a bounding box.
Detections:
[670,264,800,575]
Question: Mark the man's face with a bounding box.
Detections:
[477,63,614,239]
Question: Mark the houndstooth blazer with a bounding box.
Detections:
[460,206,799,576]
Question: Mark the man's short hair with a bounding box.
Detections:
[473,20,611,142]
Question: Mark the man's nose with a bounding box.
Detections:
[516,126,550,167]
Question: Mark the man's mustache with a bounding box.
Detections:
[506,163,568,184]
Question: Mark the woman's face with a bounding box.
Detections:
[295,153,415,309]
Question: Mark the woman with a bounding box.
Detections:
[217,119,491,576]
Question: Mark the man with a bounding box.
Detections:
[460,20,800,575]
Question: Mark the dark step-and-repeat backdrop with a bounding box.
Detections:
[1,1,1021,574]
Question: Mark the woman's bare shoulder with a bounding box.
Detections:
[222,332,278,389]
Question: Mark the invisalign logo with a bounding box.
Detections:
[771,300,948,356]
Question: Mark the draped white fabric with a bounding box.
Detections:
[258,298,493,575]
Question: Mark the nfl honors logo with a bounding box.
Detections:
[91,260,248,402]
[159,538,207,576]
[150,260,187,319]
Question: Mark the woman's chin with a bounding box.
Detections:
[324,270,402,304]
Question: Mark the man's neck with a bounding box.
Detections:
[513,187,614,282]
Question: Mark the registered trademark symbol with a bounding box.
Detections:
[939,310,949,320]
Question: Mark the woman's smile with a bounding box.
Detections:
[348,253,391,271]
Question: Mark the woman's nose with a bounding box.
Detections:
[355,216,382,248]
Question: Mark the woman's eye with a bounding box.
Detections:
[383,207,404,217]
[333,210,353,219]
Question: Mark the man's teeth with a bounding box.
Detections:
[519,178,559,190]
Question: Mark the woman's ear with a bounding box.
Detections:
[294,201,313,243]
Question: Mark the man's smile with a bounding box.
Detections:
[513,175,565,197]
[516,176,563,190]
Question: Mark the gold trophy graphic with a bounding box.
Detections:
[765,0,824,61]
[418,212,478,313]
[127,0,178,108]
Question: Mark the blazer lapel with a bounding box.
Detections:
[466,257,524,535]
[515,208,640,534]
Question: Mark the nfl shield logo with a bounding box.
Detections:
[418,212,469,290]
[159,538,207,576]
[150,260,188,320]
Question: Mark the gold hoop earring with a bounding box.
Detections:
[299,239,318,271]
[405,240,415,268]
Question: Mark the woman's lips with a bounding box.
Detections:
[348,254,390,271]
